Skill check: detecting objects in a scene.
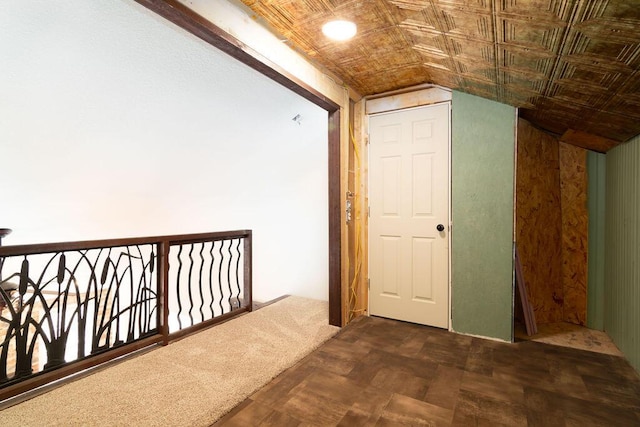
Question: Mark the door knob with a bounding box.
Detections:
[436,224,445,232]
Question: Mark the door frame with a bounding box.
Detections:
[364,86,453,330]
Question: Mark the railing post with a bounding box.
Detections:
[158,241,170,345]
[244,232,252,312]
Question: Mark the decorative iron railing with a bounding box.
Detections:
[0,230,252,400]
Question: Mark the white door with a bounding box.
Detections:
[369,103,450,328]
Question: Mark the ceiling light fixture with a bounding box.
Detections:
[322,20,357,41]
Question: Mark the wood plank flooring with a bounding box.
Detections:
[215,316,640,426]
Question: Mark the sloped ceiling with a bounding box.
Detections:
[239,0,640,152]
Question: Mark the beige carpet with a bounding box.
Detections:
[0,296,339,426]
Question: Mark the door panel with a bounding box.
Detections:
[369,103,450,328]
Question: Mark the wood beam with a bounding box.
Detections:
[560,129,620,153]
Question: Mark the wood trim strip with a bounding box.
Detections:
[328,110,342,326]
[133,0,340,112]
[0,230,252,256]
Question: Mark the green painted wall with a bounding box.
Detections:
[451,91,516,342]
[605,135,640,373]
[587,151,606,331]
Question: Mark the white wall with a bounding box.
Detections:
[0,0,329,302]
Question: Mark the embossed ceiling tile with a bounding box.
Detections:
[356,64,430,94]
[391,6,429,24]
[357,26,417,57]
[402,19,444,41]
[497,0,576,23]
[580,111,640,142]
[549,86,610,110]
[368,47,425,70]
[574,21,640,50]
[605,94,640,119]
[409,33,449,58]
[578,0,640,21]
[457,60,496,82]
[500,70,547,95]
[561,28,640,70]
[436,6,494,40]
[326,0,369,7]
[497,87,538,108]
[425,67,463,88]
[380,0,426,24]
[246,1,330,28]
[436,0,492,13]
[499,46,556,79]
[415,50,455,71]
[346,47,422,76]
[553,58,630,92]
[330,1,401,34]
[241,0,349,25]
[498,16,567,52]
[406,28,448,55]
[385,0,431,12]
[397,6,447,33]
[459,77,498,100]
[528,98,586,125]
[447,36,495,62]
[327,48,379,75]
[621,72,640,95]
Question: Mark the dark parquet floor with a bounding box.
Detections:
[215,315,640,426]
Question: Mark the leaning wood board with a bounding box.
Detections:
[515,245,538,336]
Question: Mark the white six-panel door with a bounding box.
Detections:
[369,103,450,328]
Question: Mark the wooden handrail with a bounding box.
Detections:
[0,230,252,256]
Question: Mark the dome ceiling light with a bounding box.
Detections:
[322,20,357,41]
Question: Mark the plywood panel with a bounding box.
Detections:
[516,119,564,324]
[559,142,588,325]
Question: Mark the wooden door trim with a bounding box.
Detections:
[135,0,343,326]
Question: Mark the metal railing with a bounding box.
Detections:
[0,230,252,400]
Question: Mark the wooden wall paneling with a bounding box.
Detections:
[516,119,564,324]
[559,142,589,325]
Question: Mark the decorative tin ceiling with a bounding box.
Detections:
[240,0,640,150]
